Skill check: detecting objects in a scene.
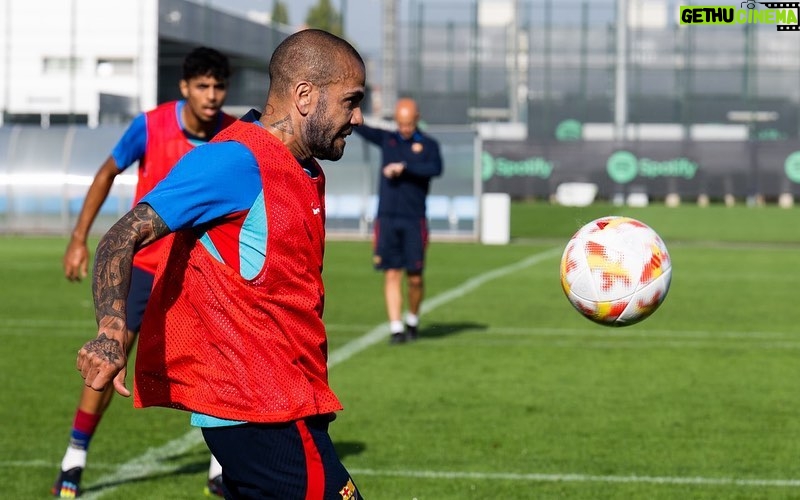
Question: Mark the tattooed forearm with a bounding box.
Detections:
[84,332,123,364]
[269,115,294,134]
[92,204,170,325]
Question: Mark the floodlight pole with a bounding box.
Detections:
[381,0,398,118]
[510,0,520,123]
[614,0,628,141]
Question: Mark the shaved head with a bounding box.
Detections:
[260,28,366,162]
[268,29,365,98]
[394,98,420,140]
[395,98,419,121]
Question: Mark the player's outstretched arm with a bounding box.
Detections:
[77,203,170,396]
[352,122,385,146]
[64,158,121,281]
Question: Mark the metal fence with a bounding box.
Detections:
[392,0,800,202]
[398,0,800,139]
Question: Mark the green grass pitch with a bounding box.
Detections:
[2,202,800,499]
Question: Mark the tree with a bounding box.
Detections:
[305,0,343,37]
[271,0,289,25]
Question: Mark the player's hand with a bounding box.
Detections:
[63,239,90,282]
[112,365,130,398]
[77,326,130,397]
[382,162,405,179]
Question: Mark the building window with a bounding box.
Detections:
[96,58,135,77]
[43,57,83,74]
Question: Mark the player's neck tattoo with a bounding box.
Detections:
[270,116,294,135]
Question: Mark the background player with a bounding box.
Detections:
[354,98,443,343]
[53,46,236,498]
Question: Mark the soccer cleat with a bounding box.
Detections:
[204,474,225,497]
[389,332,406,344]
[51,467,82,498]
[405,323,418,341]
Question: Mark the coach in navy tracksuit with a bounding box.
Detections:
[354,98,443,344]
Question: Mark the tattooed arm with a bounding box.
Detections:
[76,203,170,396]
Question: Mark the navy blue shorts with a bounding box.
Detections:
[126,266,154,333]
[373,216,428,272]
[202,417,363,499]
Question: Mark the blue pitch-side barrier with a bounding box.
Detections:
[0,124,481,237]
[323,194,478,234]
[0,195,131,215]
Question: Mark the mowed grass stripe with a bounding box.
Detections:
[418,326,800,348]
[0,316,95,337]
[482,326,799,339]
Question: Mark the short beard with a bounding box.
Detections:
[304,92,345,161]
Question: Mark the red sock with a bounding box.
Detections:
[74,409,102,434]
[69,409,102,449]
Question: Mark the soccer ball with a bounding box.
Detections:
[559,216,672,327]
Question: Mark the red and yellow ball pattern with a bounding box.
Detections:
[560,216,671,326]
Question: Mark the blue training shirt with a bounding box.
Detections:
[110,101,214,170]
[111,113,147,170]
[141,140,262,231]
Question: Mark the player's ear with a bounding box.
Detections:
[294,81,314,116]
[179,79,189,99]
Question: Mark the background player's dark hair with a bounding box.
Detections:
[182,47,231,82]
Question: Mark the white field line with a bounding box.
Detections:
[9,319,798,348]
[8,459,800,489]
[4,459,118,470]
[77,431,206,499]
[0,320,389,331]
[326,247,561,367]
[63,247,563,498]
[3,319,799,345]
[349,468,800,488]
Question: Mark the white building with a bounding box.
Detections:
[0,0,291,127]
